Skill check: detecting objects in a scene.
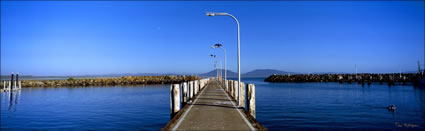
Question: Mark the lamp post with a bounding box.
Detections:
[217,57,222,82]
[210,54,217,79]
[211,43,227,87]
[206,12,241,105]
[210,54,223,82]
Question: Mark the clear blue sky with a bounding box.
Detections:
[1,1,424,76]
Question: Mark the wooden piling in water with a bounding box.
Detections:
[170,84,181,117]
[248,84,256,118]
[239,82,246,108]
[8,81,11,91]
[231,80,235,98]
[227,80,231,94]
[194,80,199,95]
[182,82,188,103]
[11,73,14,90]
[16,73,19,89]
[228,80,232,93]
[233,81,238,100]
[189,81,194,99]
[229,80,232,93]
[197,80,201,92]
[224,80,227,91]
[200,80,204,90]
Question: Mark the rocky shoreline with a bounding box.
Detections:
[1,76,200,87]
[265,73,421,86]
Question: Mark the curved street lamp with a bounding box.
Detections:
[206,12,241,106]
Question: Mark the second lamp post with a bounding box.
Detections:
[211,43,227,87]
[207,12,241,106]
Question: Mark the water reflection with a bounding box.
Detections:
[4,90,20,112]
[2,86,171,130]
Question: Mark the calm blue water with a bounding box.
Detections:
[240,77,425,130]
[1,78,424,130]
[1,85,170,130]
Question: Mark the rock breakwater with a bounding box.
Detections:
[11,76,200,87]
[265,73,420,86]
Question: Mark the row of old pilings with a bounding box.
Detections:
[265,73,420,87]
[1,72,22,92]
[170,78,210,117]
[224,79,256,118]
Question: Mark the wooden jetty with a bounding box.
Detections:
[163,78,264,130]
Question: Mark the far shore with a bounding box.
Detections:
[0,76,200,88]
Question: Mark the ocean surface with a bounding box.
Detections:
[1,77,424,130]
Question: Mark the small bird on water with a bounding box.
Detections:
[387,104,396,111]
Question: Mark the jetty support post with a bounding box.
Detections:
[3,81,6,91]
[194,80,198,95]
[226,80,230,93]
[19,81,21,89]
[16,73,19,90]
[11,73,14,90]
[197,80,200,92]
[192,81,195,98]
[225,80,228,91]
[199,80,203,90]
[197,80,202,92]
[225,80,228,92]
[182,82,188,103]
[202,79,205,89]
[201,79,203,89]
[229,80,232,96]
[227,80,230,92]
[189,81,194,99]
[170,84,173,116]
[193,81,197,96]
[197,80,200,93]
[8,81,11,91]
[248,84,256,118]
[239,82,246,108]
[188,81,191,100]
[233,81,238,99]
[230,80,234,97]
[229,80,233,93]
[170,84,181,117]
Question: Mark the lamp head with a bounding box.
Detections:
[214,43,222,47]
[206,13,215,16]
[206,12,229,17]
